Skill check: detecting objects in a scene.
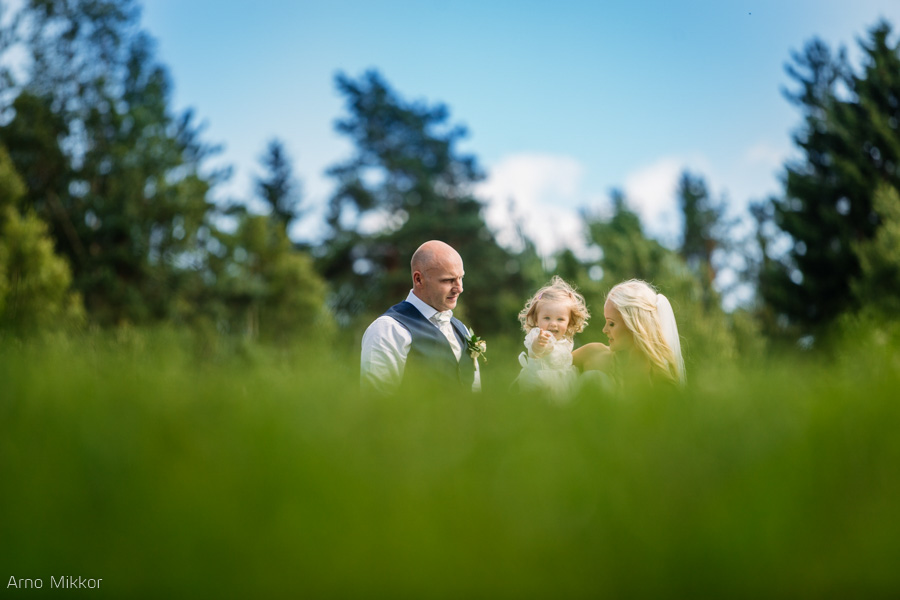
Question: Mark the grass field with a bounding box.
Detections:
[2,327,899,597]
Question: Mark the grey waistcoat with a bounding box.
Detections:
[384,301,475,389]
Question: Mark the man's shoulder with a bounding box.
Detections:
[367,312,405,332]
[384,300,414,317]
[385,301,434,327]
[362,314,411,351]
[366,303,419,339]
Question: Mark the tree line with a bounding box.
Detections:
[1,0,899,357]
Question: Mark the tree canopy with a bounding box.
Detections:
[1,1,897,357]
[762,21,900,336]
[318,70,541,337]
[0,0,328,340]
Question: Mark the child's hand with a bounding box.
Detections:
[532,329,555,356]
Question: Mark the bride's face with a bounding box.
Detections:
[603,299,634,352]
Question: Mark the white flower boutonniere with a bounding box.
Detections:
[466,328,487,364]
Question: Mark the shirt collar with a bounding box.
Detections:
[405,290,452,322]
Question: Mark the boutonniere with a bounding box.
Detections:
[466,328,487,364]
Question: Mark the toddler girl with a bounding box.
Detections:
[514,276,590,402]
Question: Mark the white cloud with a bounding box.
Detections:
[476,153,590,258]
[622,155,713,244]
[743,140,790,168]
[622,157,682,228]
[478,152,725,258]
[474,148,787,311]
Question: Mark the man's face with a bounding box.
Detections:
[414,255,465,312]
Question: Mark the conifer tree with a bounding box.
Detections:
[205,213,331,342]
[3,0,222,324]
[318,70,538,336]
[0,143,84,334]
[256,139,301,235]
[677,171,724,291]
[851,183,900,315]
[764,21,900,333]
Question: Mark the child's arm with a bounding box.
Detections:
[530,328,555,358]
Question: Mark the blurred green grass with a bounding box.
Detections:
[2,327,899,597]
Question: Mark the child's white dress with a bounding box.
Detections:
[515,328,579,402]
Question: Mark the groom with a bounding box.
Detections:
[360,240,481,395]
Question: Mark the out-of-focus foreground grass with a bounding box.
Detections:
[1,326,899,598]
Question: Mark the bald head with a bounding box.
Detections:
[410,240,465,312]
[411,240,460,275]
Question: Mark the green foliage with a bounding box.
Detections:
[0,2,330,339]
[0,91,71,227]
[764,21,900,335]
[318,70,542,337]
[3,0,221,325]
[0,140,26,209]
[2,327,899,596]
[0,144,83,334]
[587,190,674,285]
[578,191,743,366]
[256,138,302,235]
[204,213,333,343]
[851,182,900,315]
[0,206,86,333]
[677,170,725,296]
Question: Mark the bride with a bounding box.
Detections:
[573,279,685,389]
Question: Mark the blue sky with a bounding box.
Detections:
[141,0,900,265]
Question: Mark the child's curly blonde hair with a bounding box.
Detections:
[518,276,590,339]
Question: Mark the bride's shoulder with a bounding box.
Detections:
[572,342,613,372]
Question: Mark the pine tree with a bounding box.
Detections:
[851,183,900,315]
[0,143,84,334]
[677,171,724,291]
[764,21,900,333]
[204,213,331,343]
[255,138,301,235]
[585,190,673,285]
[318,70,539,336]
[3,0,223,324]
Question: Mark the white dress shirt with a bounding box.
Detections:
[360,291,481,395]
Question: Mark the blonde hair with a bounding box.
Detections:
[518,276,590,340]
[606,279,685,385]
